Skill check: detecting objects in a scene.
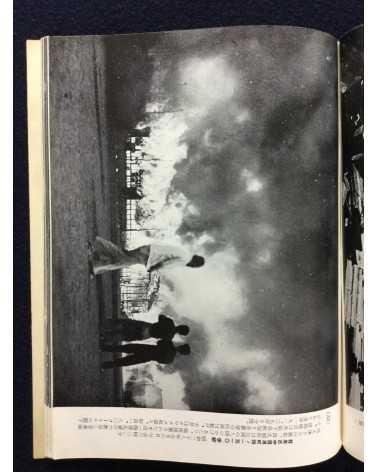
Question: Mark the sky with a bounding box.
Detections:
[106,26,339,414]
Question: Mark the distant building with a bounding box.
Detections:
[115,128,162,317]
[120,269,160,316]
[113,127,161,244]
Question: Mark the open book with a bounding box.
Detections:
[27,24,363,468]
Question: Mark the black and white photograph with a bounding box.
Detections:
[341,27,364,412]
[48,26,339,414]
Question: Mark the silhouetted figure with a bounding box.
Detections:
[101,315,190,343]
[101,340,191,369]
[357,361,364,386]
[89,236,205,275]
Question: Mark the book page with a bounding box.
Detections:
[27,39,50,459]
[35,26,341,467]
[340,26,364,462]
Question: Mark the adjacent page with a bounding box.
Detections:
[340,26,364,462]
[32,25,341,467]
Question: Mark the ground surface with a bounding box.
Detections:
[48,37,120,406]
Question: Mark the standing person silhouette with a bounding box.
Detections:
[88,236,205,275]
[101,340,191,369]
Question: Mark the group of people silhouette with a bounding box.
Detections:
[100,315,191,370]
[88,235,206,371]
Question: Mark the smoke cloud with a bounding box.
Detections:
[109,26,338,414]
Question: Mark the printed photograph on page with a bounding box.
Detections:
[47,26,339,414]
[341,27,364,412]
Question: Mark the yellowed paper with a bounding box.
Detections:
[27,27,343,467]
[343,405,363,461]
[27,39,48,459]
[50,405,341,468]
